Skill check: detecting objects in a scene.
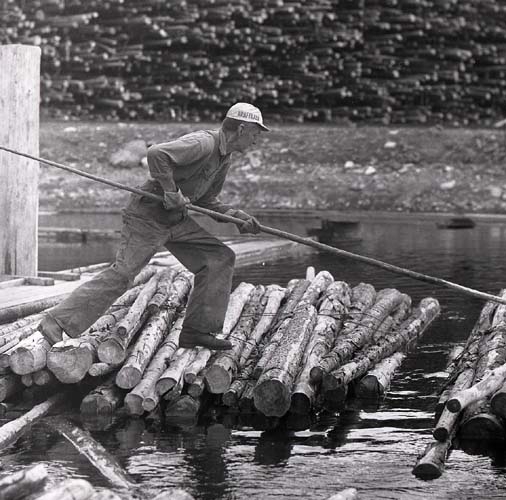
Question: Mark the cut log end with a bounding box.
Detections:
[253,379,290,417]
[204,365,233,394]
[290,393,311,415]
[97,339,127,365]
[115,366,142,390]
[412,462,443,480]
[46,345,94,384]
[459,413,505,441]
[355,376,383,400]
[124,393,145,416]
[445,398,462,414]
[309,366,324,384]
[432,427,450,443]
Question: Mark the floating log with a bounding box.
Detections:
[98,271,164,364]
[164,394,201,419]
[291,281,352,414]
[0,392,66,449]
[47,416,136,490]
[434,345,466,418]
[222,282,256,337]
[9,332,51,375]
[31,479,95,500]
[310,282,376,383]
[0,463,48,500]
[354,351,406,399]
[124,315,183,415]
[156,348,197,396]
[412,435,453,480]
[205,286,265,394]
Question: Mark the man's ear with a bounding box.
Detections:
[237,123,245,136]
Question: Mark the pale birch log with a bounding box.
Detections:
[433,368,474,442]
[239,380,255,412]
[305,266,316,281]
[0,463,47,500]
[132,265,158,287]
[80,377,125,416]
[88,362,119,378]
[254,304,318,417]
[310,283,376,383]
[205,286,265,394]
[147,268,178,314]
[0,312,44,336]
[446,363,506,413]
[156,348,197,396]
[47,416,136,490]
[32,479,95,500]
[222,282,255,337]
[9,332,51,375]
[253,279,311,379]
[125,315,183,415]
[187,375,205,399]
[238,285,286,368]
[317,289,405,386]
[291,281,352,414]
[0,322,40,349]
[389,294,412,328]
[0,392,66,449]
[355,351,406,399]
[46,307,128,384]
[184,348,212,384]
[98,272,162,364]
[412,435,453,480]
[434,345,466,418]
[324,298,440,394]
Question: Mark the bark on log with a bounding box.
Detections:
[98,272,162,364]
[47,416,135,490]
[132,265,158,287]
[80,377,125,415]
[253,279,311,379]
[9,332,51,375]
[222,282,255,337]
[223,360,256,408]
[323,298,440,393]
[239,380,255,412]
[412,436,453,480]
[355,351,406,399]
[0,392,66,449]
[0,374,23,402]
[31,479,95,500]
[0,312,44,337]
[0,296,65,325]
[0,463,48,500]
[491,379,506,419]
[184,347,212,384]
[156,348,197,396]
[253,304,317,417]
[458,411,505,441]
[88,362,118,378]
[238,285,286,367]
[147,267,178,314]
[0,322,40,349]
[290,281,352,414]
[434,345,465,418]
[205,286,265,394]
[162,373,184,402]
[310,282,376,383]
[125,315,183,415]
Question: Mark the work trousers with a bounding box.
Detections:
[48,213,236,337]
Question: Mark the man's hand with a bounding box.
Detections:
[163,189,190,211]
[226,209,261,234]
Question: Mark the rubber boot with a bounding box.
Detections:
[37,314,64,346]
[179,327,232,350]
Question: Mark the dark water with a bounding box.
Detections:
[5,213,506,499]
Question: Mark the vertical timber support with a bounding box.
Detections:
[0,45,41,276]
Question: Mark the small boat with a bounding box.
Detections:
[436,217,476,229]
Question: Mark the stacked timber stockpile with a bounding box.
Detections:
[413,290,506,480]
[0,264,440,444]
[3,0,506,125]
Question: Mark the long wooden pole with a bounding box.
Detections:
[1,146,505,306]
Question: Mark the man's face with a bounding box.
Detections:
[234,123,262,152]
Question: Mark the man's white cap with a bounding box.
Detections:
[226,102,269,131]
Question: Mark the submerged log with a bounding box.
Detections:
[291,281,352,414]
[32,479,95,500]
[0,392,66,449]
[124,315,183,415]
[47,416,136,490]
[253,304,318,417]
[80,377,125,415]
[205,286,265,394]
[0,463,48,500]
[355,351,406,399]
[164,394,201,419]
[9,332,51,375]
[222,282,255,337]
[0,374,23,402]
[310,283,376,383]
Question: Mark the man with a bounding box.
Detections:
[38,102,269,350]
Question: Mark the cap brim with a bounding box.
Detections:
[258,123,270,131]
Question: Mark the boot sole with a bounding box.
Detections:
[179,342,232,350]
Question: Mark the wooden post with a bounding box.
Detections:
[0,45,40,276]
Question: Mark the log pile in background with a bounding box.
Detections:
[0,263,440,437]
[2,0,506,125]
[413,291,506,480]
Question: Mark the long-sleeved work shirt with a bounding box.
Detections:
[126,128,234,225]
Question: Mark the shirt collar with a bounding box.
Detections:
[218,128,227,156]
